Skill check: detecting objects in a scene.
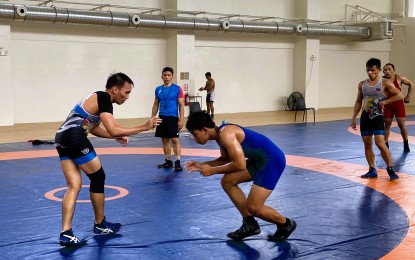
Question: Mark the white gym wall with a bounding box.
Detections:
[0,0,411,125]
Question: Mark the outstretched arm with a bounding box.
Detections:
[197,127,246,176]
[97,113,161,138]
[184,148,229,175]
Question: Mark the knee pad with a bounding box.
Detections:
[86,167,106,193]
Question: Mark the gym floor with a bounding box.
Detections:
[0,110,414,259]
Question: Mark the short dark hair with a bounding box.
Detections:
[162,67,174,75]
[205,72,211,77]
[366,58,381,69]
[384,63,395,70]
[105,72,134,89]
[186,111,215,132]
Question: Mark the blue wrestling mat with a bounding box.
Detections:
[1,117,414,259]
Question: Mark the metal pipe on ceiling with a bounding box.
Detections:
[0,3,370,39]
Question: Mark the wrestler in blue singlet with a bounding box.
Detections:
[218,123,286,190]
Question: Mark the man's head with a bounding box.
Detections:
[366,58,382,80]
[105,72,134,105]
[205,72,211,79]
[186,111,215,144]
[383,63,396,79]
[162,67,174,85]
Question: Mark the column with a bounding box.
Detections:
[0,24,13,126]
[293,0,320,109]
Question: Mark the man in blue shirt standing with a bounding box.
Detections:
[151,67,185,171]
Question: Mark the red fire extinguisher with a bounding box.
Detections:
[185,93,190,106]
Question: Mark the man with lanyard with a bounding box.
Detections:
[151,67,185,171]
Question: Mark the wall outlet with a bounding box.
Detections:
[0,48,8,56]
[310,55,317,61]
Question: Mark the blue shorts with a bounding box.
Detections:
[246,148,286,190]
[55,127,97,165]
[360,112,385,136]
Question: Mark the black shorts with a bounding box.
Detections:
[155,115,180,138]
[55,127,97,165]
[360,112,385,136]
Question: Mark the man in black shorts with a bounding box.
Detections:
[351,58,401,180]
[55,73,161,246]
[151,67,185,171]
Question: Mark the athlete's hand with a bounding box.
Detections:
[184,161,201,172]
[184,161,214,176]
[145,116,162,130]
[351,119,357,130]
[378,100,385,111]
[116,136,128,146]
[198,165,214,177]
[178,119,184,130]
[404,96,411,103]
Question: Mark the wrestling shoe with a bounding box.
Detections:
[267,218,297,242]
[93,217,122,234]
[404,140,410,153]
[157,159,173,168]
[174,160,183,172]
[387,167,399,180]
[361,168,378,179]
[59,229,86,247]
[227,218,261,240]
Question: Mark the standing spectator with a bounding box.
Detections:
[151,67,185,171]
[351,58,402,180]
[199,72,216,119]
[382,63,414,152]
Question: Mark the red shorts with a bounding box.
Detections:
[384,100,406,118]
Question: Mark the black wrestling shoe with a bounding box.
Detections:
[404,140,410,153]
[267,218,297,242]
[174,160,183,171]
[227,218,261,240]
[157,159,173,168]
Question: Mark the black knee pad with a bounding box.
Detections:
[86,167,106,193]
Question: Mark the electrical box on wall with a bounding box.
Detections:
[369,21,393,39]
[353,21,393,40]
[180,72,189,80]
